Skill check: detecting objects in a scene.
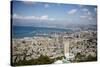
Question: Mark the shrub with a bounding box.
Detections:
[12,55,55,66]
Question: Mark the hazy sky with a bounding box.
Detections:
[12,1,97,27]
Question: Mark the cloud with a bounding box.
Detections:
[83,11,91,16]
[40,15,48,20]
[88,17,93,20]
[87,11,91,15]
[80,15,94,21]
[13,13,40,20]
[49,18,55,21]
[44,4,49,8]
[80,7,97,21]
[67,9,77,14]
[82,8,88,12]
[12,13,55,21]
[82,8,92,15]
[80,8,93,20]
[80,15,87,18]
[13,13,24,19]
[22,1,36,5]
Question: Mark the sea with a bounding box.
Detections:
[12,26,73,38]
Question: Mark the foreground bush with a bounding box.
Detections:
[74,53,97,62]
[12,55,64,66]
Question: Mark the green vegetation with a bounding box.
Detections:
[74,52,97,62]
[55,56,64,60]
[86,54,97,61]
[12,55,64,66]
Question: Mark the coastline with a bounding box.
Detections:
[12,30,97,65]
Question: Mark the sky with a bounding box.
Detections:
[11,1,97,27]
